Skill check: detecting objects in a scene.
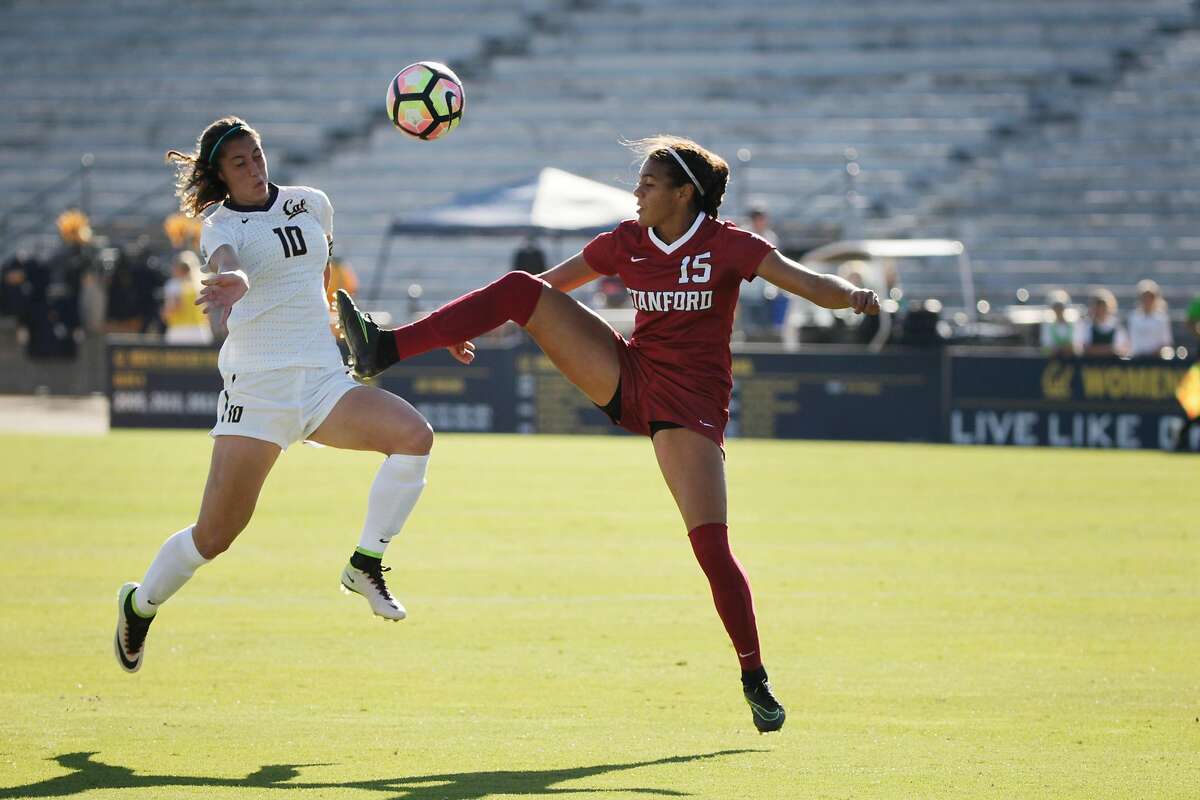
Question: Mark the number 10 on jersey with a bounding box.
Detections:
[272,226,308,258]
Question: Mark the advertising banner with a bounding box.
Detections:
[376,347,516,433]
[947,352,1193,450]
[731,349,943,442]
[108,342,221,429]
[105,340,1196,451]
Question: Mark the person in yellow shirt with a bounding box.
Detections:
[324,256,359,337]
[162,250,213,344]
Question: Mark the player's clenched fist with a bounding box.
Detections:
[850,288,880,316]
[447,341,476,365]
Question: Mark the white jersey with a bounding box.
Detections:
[200,184,343,375]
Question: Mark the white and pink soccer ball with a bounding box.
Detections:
[386,61,465,141]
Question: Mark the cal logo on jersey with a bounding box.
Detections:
[283,198,309,219]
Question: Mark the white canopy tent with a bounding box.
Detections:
[372,168,637,299]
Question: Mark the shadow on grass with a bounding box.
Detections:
[1,749,764,799]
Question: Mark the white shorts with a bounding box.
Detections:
[210,365,361,450]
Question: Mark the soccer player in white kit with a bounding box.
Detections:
[114,117,432,672]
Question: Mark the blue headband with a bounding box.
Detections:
[207,124,245,166]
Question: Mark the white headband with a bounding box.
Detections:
[665,147,705,196]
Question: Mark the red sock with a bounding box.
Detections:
[688,523,762,671]
[391,271,547,360]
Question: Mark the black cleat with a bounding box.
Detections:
[335,289,388,378]
[743,676,786,733]
[114,582,155,673]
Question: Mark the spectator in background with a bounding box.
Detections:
[324,255,359,309]
[162,250,213,344]
[1127,279,1172,359]
[78,258,107,335]
[324,255,360,339]
[24,260,82,359]
[1040,289,1075,356]
[737,208,780,339]
[51,211,108,336]
[1,254,33,320]
[164,212,202,255]
[105,241,165,334]
[1189,295,1200,354]
[105,248,145,333]
[21,210,96,359]
[747,208,778,245]
[1074,287,1128,357]
[511,234,547,273]
[1173,295,1200,451]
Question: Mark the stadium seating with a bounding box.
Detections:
[294,0,1199,313]
[2,0,1197,320]
[901,26,1200,313]
[0,0,544,256]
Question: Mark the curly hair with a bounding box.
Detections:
[165,116,260,217]
[624,135,730,217]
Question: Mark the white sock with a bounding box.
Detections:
[131,526,210,616]
[356,453,429,558]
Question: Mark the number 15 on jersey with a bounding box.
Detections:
[679,251,711,284]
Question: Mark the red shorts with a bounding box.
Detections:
[600,330,730,448]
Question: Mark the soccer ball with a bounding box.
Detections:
[386,62,465,140]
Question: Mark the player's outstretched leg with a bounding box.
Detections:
[336,271,546,378]
[114,582,155,673]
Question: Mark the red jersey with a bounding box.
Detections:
[582,214,775,404]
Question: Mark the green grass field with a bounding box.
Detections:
[0,431,1196,799]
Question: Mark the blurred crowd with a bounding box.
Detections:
[1,210,187,359]
[5,207,1197,364]
[511,205,1199,360]
[1,209,363,360]
[1040,281,1199,360]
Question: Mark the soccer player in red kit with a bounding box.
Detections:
[337,135,879,732]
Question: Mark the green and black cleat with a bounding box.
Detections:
[335,289,388,379]
[743,676,786,733]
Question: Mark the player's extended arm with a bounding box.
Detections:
[538,252,602,293]
[755,250,879,315]
[196,244,250,326]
